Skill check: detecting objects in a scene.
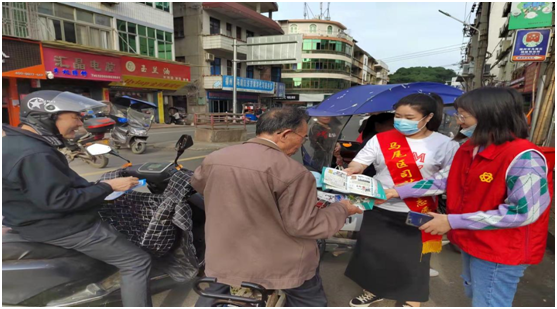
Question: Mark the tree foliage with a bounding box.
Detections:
[388,66,457,84]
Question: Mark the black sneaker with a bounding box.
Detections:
[349,290,384,307]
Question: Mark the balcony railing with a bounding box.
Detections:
[203,34,248,54]
[304,30,353,41]
[283,68,351,76]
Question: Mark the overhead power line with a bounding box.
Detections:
[380,44,466,61]
[384,48,463,63]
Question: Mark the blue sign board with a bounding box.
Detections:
[222,75,275,94]
[512,28,551,62]
[275,82,286,98]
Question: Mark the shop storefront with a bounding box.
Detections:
[2,37,46,126]
[205,75,276,113]
[110,56,190,123]
[206,91,260,113]
[41,47,122,101]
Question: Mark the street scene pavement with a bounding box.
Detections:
[69,125,555,307]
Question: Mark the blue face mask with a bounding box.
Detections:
[460,124,476,138]
[394,116,427,136]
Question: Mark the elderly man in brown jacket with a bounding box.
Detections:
[192,107,361,307]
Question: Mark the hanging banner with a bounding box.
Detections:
[511,28,551,62]
[509,2,554,30]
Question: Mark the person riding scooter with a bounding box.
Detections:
[2,90,152,307]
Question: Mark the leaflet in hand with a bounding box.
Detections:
[320,167,386,200]
[317,190,375,211]
[105,179,147,201]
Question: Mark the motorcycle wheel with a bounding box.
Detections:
[131,141,147,154]
[85,155,109,168]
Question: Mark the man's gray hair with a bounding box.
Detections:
[256,107,309,135]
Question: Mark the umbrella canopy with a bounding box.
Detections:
[307,82,464,116]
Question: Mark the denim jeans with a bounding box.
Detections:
[461,251,528,307]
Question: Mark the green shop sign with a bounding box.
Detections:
[509,2,554,30]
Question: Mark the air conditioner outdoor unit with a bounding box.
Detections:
[205,53,215,62]
[461,64,471,75]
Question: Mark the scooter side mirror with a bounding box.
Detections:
[174,135,193,167]
[175,134,193,152]
[86,144,112,156]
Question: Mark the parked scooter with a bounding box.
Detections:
[59,116,115,169]
[108,96,156,154]
[2,135,205,307]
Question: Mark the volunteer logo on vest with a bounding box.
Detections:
[479,172,494,183]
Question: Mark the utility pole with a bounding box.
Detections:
[473,3,490,89]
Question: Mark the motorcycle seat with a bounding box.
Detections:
[2,231,82,261]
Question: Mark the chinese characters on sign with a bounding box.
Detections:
[222,75,276,94]
[110,57,190,90]
[511,28,551,62]
[43,48,122,81]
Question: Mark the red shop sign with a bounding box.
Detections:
[43,47,122,82]
[120,56,190,82]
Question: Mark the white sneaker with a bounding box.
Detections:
[430,268,439,277]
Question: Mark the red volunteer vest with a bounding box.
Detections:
[446,139,552,265]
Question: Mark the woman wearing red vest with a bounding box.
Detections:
[343,93,459,307]
[386,87,551,307]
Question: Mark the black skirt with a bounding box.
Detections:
[345,207,431,302]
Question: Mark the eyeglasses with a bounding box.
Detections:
[290,131,309,142]
[455,113,469,122]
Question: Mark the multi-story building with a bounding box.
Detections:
[275,19,387,107]
[2,2,189,126]
[459,1,553,102]
[277,19,354,107]
[373,60,390,85]
[173,2,284,114]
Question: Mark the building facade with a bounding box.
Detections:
[173,2,284,114]
[277,19,354,107]
[276,19,388,107]
[2,2,189,126]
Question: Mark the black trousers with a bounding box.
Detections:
[195,272,327,307]
[45,220,153,307]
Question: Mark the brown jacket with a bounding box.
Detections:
[191,138,348,289]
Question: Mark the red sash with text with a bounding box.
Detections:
[377,129,442,254]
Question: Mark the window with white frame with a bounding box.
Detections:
[327,25,333,35]
[37,3,112,49]
[118,19,173,60]
[3,2,30,38]
[310,24,317,33]
[139,2,170,13]
[290,24,297,33]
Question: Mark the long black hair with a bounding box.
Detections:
[393,93,444,131]
[454,87,529,146]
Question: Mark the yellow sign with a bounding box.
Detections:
[110,75,188,90]
[479,172,494,183]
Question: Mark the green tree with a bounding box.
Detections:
[388,66,457,84]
